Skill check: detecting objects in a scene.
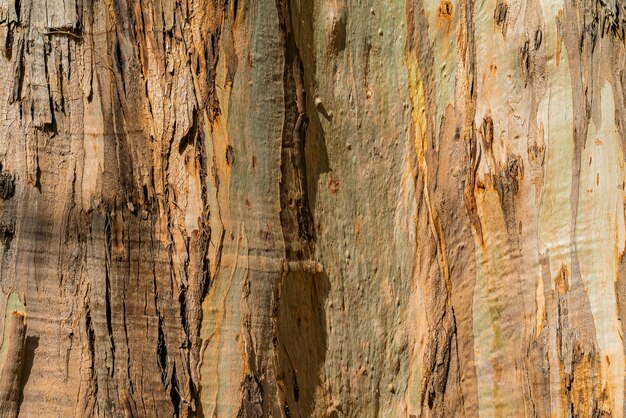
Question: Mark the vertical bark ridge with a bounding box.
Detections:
[0,0,624,416]
[0,293,26,418]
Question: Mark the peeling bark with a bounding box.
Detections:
[0,293,26,418]
[0,0,624,416]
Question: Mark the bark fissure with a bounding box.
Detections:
[276,0,314,247]
[0,0,624,416]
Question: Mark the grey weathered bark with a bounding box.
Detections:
[0,0,624,416]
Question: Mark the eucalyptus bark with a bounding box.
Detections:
[0,0,623,416]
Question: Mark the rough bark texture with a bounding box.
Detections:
[0,0,624,416]
[0,293,26,418]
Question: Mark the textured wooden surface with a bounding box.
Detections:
[0,0,623,416]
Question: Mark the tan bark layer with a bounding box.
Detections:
[0,0,623,416]
[0,293,26,418]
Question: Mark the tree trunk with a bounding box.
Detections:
[0,0,623,416]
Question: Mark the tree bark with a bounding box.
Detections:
[0,0,623,416]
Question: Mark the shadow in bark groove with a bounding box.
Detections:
[276,269,330,417]
[296,0,330,218]
[18,335,39,410]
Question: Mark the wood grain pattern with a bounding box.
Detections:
[0,0,622,416]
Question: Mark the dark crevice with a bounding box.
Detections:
[104,214,116,376]
[170,365,180,417]
[13,0,20,23]
[157,316,167,384]
[142,184,150,208]
[43,99,58,137]
[276,0,314,244]
[85,305,99,407]
[233,0,239,21]
[178,109,198,155]
[4,26,14,59]
[86,307,95,357]
[178,289,188,333]
[225,145,234,166]
[114,39,126,96]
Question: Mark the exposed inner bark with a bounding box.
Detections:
[0,0,624,416]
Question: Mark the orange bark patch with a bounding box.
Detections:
[437,0,454,28]
[328,174,340,194]
[438,0,453,19]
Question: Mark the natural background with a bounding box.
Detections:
[0,0,623,416]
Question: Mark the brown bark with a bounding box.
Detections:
[0,0,624,416]
[0,303,26,418]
